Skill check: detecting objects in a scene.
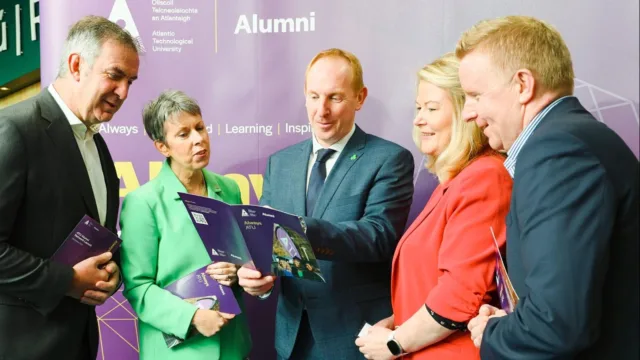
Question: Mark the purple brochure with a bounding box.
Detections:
[162,265,241,348]
[51,215,122,266]
[490,227,518,313]
[495,251,515,313]
[164,265,241,315]
[233,206,324,282]
[179,193,252,266]
[228,204,297,273]
[179,193,325,282]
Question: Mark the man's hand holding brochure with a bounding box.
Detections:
[51,215,122,306]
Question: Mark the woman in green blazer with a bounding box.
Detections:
[119,90,251,359]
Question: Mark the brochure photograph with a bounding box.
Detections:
[272,224,325,282]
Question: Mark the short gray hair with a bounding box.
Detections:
[57,15,139,78]
[143,90,202,143]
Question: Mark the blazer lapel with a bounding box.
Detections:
[95,133,118,231]
[40,90,100,222]
[312,126,366,219]
[292,141,313,216]
[391,181,444,280]
[400,184,445,241]
[204,173,224,201]
[161,160,224,202]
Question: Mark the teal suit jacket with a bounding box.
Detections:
[120,160,251,360]
[261,126,414,359]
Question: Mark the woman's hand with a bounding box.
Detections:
[374,315,395,330]
[191,309,236,337]
[206,262,239,286]
[355,326,396,360]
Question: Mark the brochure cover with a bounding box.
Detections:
[51,215,122,266]
[179,193,325,283]
[162,264,241,348]
[490,227,519,313]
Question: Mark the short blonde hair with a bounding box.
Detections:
[414,53,493,183]
[304,48,364,92]
[456,16,574,95]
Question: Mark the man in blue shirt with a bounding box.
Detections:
[459,16,639,360]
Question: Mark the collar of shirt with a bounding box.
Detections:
[311,124,356,157]
[47,84,98,140]
[504,96,573,178]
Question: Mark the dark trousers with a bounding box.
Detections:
[277,311,321,360]
[75,332,92,360]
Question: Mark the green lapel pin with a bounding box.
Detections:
[350,154,357,160]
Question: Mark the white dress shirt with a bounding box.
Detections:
[48,85,107,226]
[306,125,356,192]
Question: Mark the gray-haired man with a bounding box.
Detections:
[0,15,139,359]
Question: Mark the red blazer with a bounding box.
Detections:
[391,154,512,359]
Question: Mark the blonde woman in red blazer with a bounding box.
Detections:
[356,53,512,359]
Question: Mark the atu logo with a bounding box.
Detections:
[108,0,146,53]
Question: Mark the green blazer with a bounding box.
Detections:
[120,160,251,360]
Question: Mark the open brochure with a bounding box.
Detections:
[51,215,122,266]
[179,192,325,283]
[490,227,519,313]
[162,264,242,348]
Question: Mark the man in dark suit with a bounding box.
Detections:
[0,16,140,359]
[459,16,639,359]
[238,48,414,359]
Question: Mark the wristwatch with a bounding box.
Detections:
[386,330,406,356]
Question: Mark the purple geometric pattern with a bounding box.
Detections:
[96,290,139,360]
[574,78,639,157]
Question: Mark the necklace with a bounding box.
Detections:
[187,173,207,196]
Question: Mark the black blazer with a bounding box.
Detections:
[0,90,120,360]
[260,126,415,359]
[481,97,639,359]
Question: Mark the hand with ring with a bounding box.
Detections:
[206,262,239,287]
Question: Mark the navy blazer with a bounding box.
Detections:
[481,97,639,359]
[260,125,414,359]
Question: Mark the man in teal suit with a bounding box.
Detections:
[239,48,415,359]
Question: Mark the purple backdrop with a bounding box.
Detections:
[39,0,639,359]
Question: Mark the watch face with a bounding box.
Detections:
[387,339,402,356]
